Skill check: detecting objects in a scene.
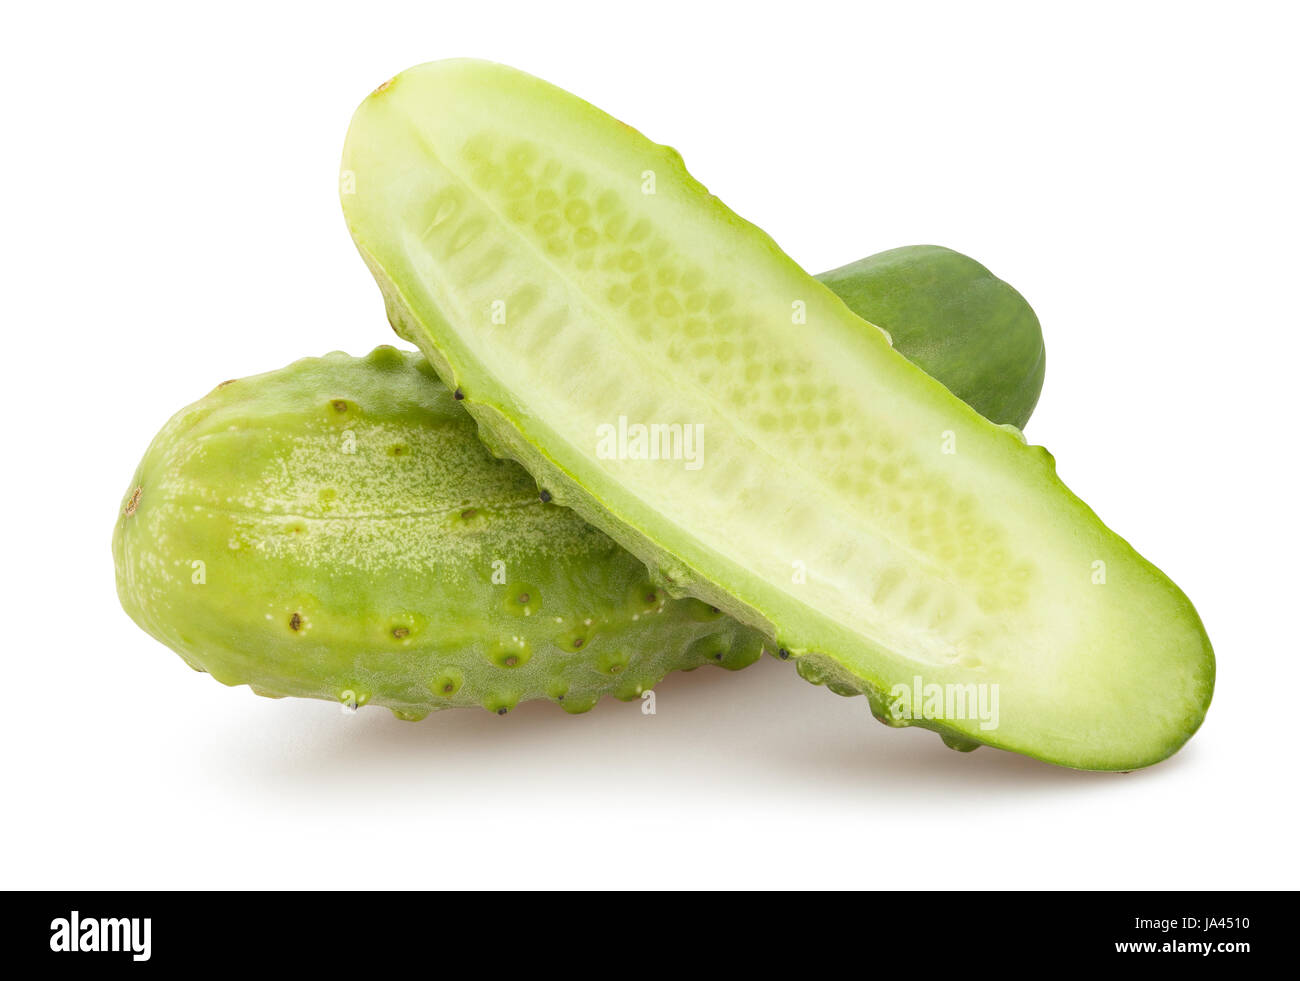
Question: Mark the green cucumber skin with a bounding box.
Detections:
[115,346,763,719]
[114,240,1044,719]
[818,246,1044,429]
[341,60,1213,768]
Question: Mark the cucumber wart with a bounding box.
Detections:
[114,243,1044,719]
[340,59,1213,768]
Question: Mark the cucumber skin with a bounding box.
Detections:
[114,243,1045,719]
[114,346,765,719]
[818,246,1044,429]
[342,60,1213,768]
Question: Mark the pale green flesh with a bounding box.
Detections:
[342,60,1213,769]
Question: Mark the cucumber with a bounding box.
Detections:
[113,243,1044,718]
[818,246,1043,429]
[114,346,759,718]
[340,59,1213,768]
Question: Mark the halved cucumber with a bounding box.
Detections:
[341,59,1213,769]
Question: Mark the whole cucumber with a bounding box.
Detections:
[115,246,1044,718]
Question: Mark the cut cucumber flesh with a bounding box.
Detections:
[341,60,1213,769]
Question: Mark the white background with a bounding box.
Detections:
[3,1,1297,890]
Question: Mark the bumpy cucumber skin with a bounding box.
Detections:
[114,347,766,719]
[341,60,1213,769]
[818,246,1045,429]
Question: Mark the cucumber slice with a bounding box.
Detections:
[341,60,1213,769]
